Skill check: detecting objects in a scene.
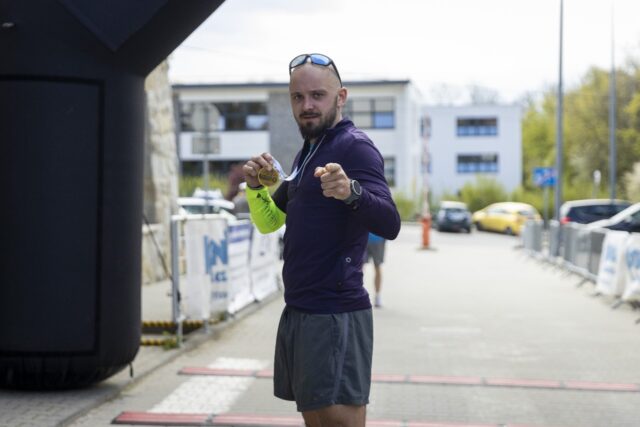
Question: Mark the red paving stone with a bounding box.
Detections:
[112,411,208,425]
[484,378,562,389]
[371,373,407,383]
[113,411,560,427]
[178,367,640,394]
[211,413,303,426]
[255,369,275,378]
[366,420,404,426]
[562,380,640,392]
[407,423,495,427]
[408,375,484,385]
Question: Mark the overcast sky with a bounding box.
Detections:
[168,0,640,104]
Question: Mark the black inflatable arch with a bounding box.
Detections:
[0,0,224,389]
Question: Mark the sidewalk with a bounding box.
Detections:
[4,224,640,426]
[0,274,278,427]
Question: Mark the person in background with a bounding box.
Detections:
[365,232,386,308]
[231,182,250,219]
[241,53,400,426]
[225,162,245,201]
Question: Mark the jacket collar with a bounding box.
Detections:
[303,117,353,146]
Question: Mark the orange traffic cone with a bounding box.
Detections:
[421,215,431,249]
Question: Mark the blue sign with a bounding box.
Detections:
[204,235,228,283]
[533,167,556,187]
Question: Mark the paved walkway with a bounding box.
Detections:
[3,224,640,426]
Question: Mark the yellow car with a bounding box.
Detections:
[472,202,541,235]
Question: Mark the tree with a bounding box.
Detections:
[467,84,501,105]
[521,89,557,188]
[459,176,507,212]
[521,54,640,199]
[624,162,640,202]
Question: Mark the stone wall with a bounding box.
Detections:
[142,60,179,284]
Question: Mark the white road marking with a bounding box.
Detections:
[149,357,268,414]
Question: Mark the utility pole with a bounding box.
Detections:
[609,1,617,200]
[203,103,211,214]
[554,0,564,220]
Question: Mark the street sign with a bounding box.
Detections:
[191,103,221,132]
[192,134,221,154]
[533,167,556,187]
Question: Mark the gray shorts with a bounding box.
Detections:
[366,241,385,267]
[273,306,373,412]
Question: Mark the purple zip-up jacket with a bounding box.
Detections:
[272,118,400,314]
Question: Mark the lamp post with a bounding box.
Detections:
[609,1,617,201]
[421,116,431,249]
[192,102,221,212]
[554,0,564,220]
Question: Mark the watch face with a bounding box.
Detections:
[352,180,362,195]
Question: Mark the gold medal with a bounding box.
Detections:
[258,168,280,187]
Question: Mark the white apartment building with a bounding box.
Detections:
[424,104,522,201]
[172,80,425,200]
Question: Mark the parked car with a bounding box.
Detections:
[586,202,640,233]
[435,201,472,233]
[192,187,225,200]
[558,199,631,225]
[177,197,235,216]
[472,202,540,235]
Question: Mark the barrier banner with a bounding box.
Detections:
[595,230,629,296]
[226,221,255,314]
[622,234,640,301]
[250,226,281,301]
[183,217,229,319]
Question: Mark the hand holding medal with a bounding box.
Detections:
[243,153,300,188]
[258,157,302,187]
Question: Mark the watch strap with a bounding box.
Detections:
[343,179,361,205]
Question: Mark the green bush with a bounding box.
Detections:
[452,176,612,221]
[392,191,419,221]
[458,176,508,212]
[624,162,640,202]
[509,186,544,213]
[179,174,229,197]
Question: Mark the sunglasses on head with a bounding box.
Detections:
[289,53,342,86]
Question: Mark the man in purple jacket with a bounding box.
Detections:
[242,53,400,426]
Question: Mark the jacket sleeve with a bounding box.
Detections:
[343,139,401,240]
[246,186,286,234]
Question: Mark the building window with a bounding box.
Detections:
[456,117,498,136]
[421,116,431,138]
[457,154,499,173]
[383,157,396,186]
[179,101,268,132]
[422,151,431,174]
[344,98,395,129]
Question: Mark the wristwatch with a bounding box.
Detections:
[343,179,362,206]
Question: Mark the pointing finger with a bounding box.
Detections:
[324,163,342,173]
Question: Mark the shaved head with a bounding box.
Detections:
[288,63,348,141]
[289,62,342,90]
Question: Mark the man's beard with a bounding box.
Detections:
[297,97,339,140]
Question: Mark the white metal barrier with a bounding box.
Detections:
[170,214,281,344]
[522,220,640,311]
